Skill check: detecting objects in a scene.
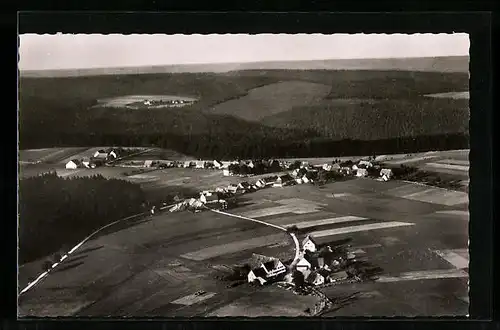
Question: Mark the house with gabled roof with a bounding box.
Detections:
[261,258,286,278]
[356,168,368,177]
[264,176,278,186]
[302,235,336,253]
[195,160,205,169]
[380,168,393,181]
[200,193,219,204]
[108,150,118,159]
[273,174,295,187]
[93,150,108,159]
[65,159,82,169]
[306,271,325,286]
[247,267,268,285]
[213,160,223,169]
[255,179,266,189]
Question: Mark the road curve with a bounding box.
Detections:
[206,207,301,269]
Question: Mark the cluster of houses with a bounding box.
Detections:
[245,234,357,289]
[65,149,119,170]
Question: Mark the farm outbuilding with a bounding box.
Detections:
[65,159,81,169]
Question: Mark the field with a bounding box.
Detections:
[18,171,469,317]
[425,92,470,99]
[209,81,331,121]
[96,95,198,109]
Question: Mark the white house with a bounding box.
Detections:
[247,267,268,285]
[261,258,286,277]
[213,160,223,169]
[331,163,341,171]
[296,257,312,278]
[81,158,91,168]
[273,174,295,188]
[221,161,232,169]
[183,161,192,168]
[227,184,238,194]
[247,160,255,169]
[352,164,359,171]
[356,168,368,177]
[322,164,333,171]
[195,161,205,169]
[200,193,219,204]
[380,168,393,181]
[302,235,319,252]
[108,150,118,159]
[65,159,81,169]
[359,160,373,168]
[295,178,304,184]
[144,160,153,168]
[93,150,108,159]
[255,179,266,188]
[223,169,231,176]
[306,271,325,286]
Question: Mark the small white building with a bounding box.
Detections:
[302,235,319,252]
[108,150,118,159]
[195,161,205,169]
[359,160,373,168]
[213,160,223,169]
[223,169,231,176]
[380,168,393,181]
[255,179,266,188]
[144,160,153,168]
[356,168,368,177]
[306,272,325,286]
[200,193,219,204]
[247,267,268,285]
[322,164,333,171]
[65,159,81,169]
[93,150,108,159]
[81,158,91,168]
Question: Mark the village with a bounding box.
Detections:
[63,148,390,298]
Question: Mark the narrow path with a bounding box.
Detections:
[19,203,174,297]
[205,207,301,269]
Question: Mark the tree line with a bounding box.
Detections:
[21,131,469,160]
[18,172,147,264]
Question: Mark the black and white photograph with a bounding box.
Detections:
[18,33,470,317]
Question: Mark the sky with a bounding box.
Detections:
[18,33,470,71]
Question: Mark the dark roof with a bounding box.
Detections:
[279,174,294,181]
[263,259,282,271]
[264,176,277,182]
[96,149,107,153]
[204,194,219,201]
[304,235,336,247]
[69,159,80,164]
[250,267,267,278]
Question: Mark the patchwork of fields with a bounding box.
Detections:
[19,171,469,317]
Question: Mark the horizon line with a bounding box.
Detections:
[19,55,469,72]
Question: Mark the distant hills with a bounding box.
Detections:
[20,56,469,78]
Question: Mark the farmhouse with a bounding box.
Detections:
[144,160,154,168]
[247,267,268,285]
[327,270,348,283]
[331,163,341,172]
[255,179,266,189]
[237,182,252,192]
[306,271,325,286]
[322,164,333,171]
[81,157,91,168]
[200,193,219,204]
[264,176,278,187]
[65,159,82,169]
[302,235,335,253]
[227,184,238,194]
[273,174,295,187]
[380,168,393,181]
[108,150,118,159]
[195,161,205,169]
[213,160,223,169]
[93,150,108,159]
[247,256,286,285]
[356,168,369,177]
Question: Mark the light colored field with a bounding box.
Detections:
[290,216,368,229]
[180,233,287,261]
[435,210,469,217]
[424,91,469,99]
[402,188,468,206]
[240,204,321,218]
[376,269,468,283]
[210,80,332,121]
[97,95,198,108]
[436,159,469,166]
[308,221,415,237]
[425,162,469,172]
[385,155,440,165]
[19,147,89,164]
[18,301,93,317]
[434,249,469,269]
[171,292,217,306]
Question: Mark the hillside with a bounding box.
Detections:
[19,68,470,158]
[19,56,469,78]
